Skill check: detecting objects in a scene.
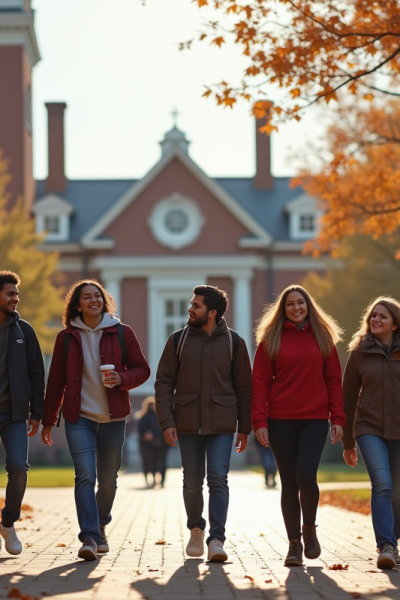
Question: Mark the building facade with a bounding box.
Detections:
[1,1,325,400]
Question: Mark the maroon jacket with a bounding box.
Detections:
[42,323,150,426]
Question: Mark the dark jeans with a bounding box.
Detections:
[269,418,328,540]
[178,433,233,544]
[65,416,126,544]
[357,434,400,550]
[0,412,29,526]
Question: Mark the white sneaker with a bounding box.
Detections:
[186,527,204,557]
[207,538,228,562]
[0,523,22,555]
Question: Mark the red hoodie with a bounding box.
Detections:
[252,320,345,430]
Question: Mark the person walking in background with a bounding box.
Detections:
[252,285,345,567]
[0,271,44,556]
[136,396,169,488]
[41,280,150,561]
[155,285,252,562]
[342,296,400,570]
[255,439,277,488]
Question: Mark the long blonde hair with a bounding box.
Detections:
[349,296,400,351]
[255,285,343,359]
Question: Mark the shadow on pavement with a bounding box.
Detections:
[0,560,101,598]
[132,559,400,600]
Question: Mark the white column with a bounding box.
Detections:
[102,275,122,318]
[233,272,253,354]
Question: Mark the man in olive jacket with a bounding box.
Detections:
[155,285,252,562]
[0,271,44,556]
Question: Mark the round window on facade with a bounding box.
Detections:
[148,194,205,249]
[165,209,189,233]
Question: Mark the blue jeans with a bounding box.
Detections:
[178,433,233,544]
[65,416,126,544]
[0,413,29,526]
[357,434,400,550]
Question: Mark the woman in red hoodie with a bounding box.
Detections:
[252,285,345,567]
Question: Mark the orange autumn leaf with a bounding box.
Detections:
[192,1,400,121]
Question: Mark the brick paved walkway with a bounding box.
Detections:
[0,469,399,600]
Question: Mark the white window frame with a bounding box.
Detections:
[148,193,205,249]
[36,213,70,242]
[289,211,322,240]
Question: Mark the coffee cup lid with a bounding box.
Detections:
[100,364,115,371]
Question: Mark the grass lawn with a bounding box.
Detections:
[320,489,371,514]
[0,467,75,488]
[249,462,370,483]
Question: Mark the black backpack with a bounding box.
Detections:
[173,325,240,371]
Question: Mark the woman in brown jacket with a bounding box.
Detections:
[343,296,400,570]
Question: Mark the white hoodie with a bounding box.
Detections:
[70,312,122,423]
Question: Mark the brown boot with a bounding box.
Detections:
[284,539,303,566]
[302,524,321,559]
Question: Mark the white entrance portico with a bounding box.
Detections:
[91,254,264,392]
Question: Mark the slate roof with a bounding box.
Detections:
[35,175,303,244]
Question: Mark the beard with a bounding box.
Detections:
[187,313,209,328]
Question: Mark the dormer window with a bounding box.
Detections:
[299,213,316,234]
[285,193,321,240]
[43,215,61,234]
[32,194,74,243]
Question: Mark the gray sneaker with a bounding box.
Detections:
[0,523,22,555]
[78,537,98,561]
[207,538,228,562]
[377,543,396,569]
[97,526,109,554]
[186,527,204,557]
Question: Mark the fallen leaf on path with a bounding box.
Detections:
[148,569,159,572]
[25,543,32,548]
[265,579,272,583]
[259,533,265,537]
[135,570,143,575]
[244,575,254,582]
[155,540,166,545]
[357,536,363,539]
[328,564,349,571]
[56,543,66,548]
[21,504,33,512]
[365,570,378,573]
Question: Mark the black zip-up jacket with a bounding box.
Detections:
[7,314,45,421]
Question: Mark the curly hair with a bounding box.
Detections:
[255,284,343,359]
[0,270,20,292]
[62,280,117,327]
[349,296,400,351]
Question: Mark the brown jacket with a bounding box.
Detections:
[342,332,400,449]
[155,319,252,435]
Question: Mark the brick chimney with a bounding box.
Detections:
[253,112,274,190]
[45,102,67,193]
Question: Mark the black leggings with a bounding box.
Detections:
[268,419,328,540]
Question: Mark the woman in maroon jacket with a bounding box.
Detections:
[42,280,150,561]
[252,285,345,567]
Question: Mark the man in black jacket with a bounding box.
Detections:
[0,271,44,555]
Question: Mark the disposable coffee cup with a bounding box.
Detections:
[100,364,115,388]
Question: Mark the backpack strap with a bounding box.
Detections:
[63,333,72,358]
[174,326,190,363]
[117,323,127,366]
[226,328,240,370]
